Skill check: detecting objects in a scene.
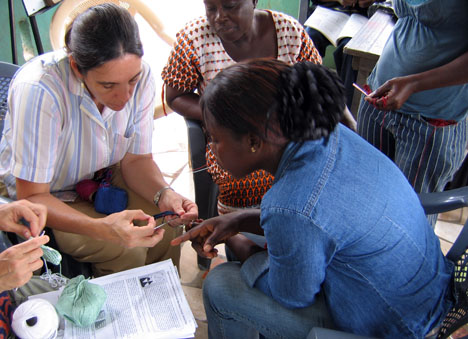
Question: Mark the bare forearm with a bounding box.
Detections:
[121,154,169,203]
[226,234,264,263]
[25,193,106,238]
[16,179,164,248]
[166,86,202,121]
[229,209,263,235]
[169,94,202,120]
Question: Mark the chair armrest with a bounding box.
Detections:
[418,187,468,215]
[185,118,206,170]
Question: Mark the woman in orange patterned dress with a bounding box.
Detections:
[162,0,328,219]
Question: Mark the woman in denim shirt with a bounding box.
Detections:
[172,59,455,338]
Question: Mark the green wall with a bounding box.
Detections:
[0,2,56,65]
[256,0,335,69]
[1,1,304,65]
[257,0,303,19]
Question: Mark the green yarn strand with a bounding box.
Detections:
[55,275,107,327]
[40,244,62,266]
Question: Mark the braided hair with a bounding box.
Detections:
[277,61,345,141]
[200,59,346,142]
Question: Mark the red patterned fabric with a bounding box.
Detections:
[0,292,12,338]
[162,10,322,209]
[206,147,274,208]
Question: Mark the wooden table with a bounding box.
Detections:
[344,10,395,115]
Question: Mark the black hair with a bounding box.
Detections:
[200,59,346,142]
[64,3,143,74]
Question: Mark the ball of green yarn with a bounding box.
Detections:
[55,275,107,327]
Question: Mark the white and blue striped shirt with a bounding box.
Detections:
[0,51,155,198]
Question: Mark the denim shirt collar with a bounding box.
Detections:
[273,141,303,183]
[274,128,339,184]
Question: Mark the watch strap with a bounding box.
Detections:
[153,186,173,206]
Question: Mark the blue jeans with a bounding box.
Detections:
[203,262,335,339]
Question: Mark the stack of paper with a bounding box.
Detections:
[32,259,197,338]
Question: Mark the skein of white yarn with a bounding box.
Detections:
[11,298,59,339]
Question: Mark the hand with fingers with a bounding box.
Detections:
[0,200,47,238]
[0,235,49,292]
[153,210,203,232]
[157,189,198,225]
[102,209,165,248]
[365,76,416,111]
[171,215,241,259]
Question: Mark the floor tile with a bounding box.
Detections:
[435,220,463,244]
[180,243,226,338]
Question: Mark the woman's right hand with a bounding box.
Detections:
[171,213,242,258]
[101,209,164,248]
[365,75,416,111]
[0,235,49,292]
[0,200,47,238]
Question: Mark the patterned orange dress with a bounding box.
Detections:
[162,10,321,213]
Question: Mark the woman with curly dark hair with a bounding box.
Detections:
[172,59,455,338]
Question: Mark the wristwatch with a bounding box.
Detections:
[153,186,173,206]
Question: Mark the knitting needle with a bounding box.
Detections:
[353,83,370,96]
[154,221,171,231]
[153,211,181,231]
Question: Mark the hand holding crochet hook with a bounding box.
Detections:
[355,75,417,111]
[153,210,203,232]
[0,200,49,292]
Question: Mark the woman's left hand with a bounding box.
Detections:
[157,189,198,224]
[171,214,241,258]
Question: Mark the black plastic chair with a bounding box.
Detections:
[185,118,219,270]
[0,61,92,279]
[309,188,468,338]
[0,61,20,133]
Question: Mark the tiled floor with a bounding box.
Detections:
[153,113,225,339]
[135,3,216,337]
[436,216,465,255]
[179,242,227,339]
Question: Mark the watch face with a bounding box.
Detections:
[154,186,172,206]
